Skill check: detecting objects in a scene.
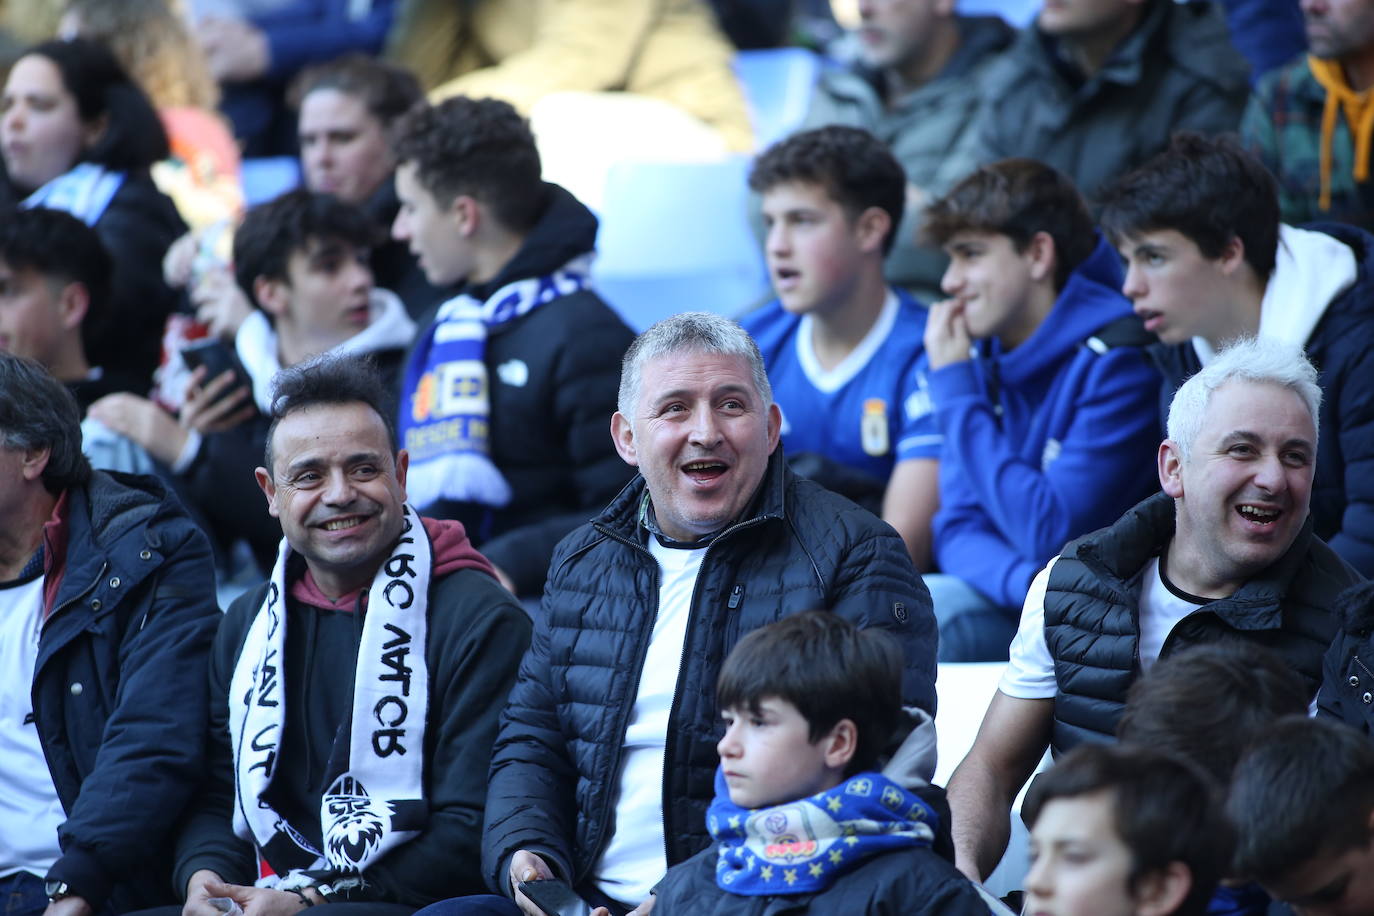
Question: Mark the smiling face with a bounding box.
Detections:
[1,54,93,193]
[1025,792,1145,916]
[611,349,780,542]
[1161,380,1316,597]
[717,696,847,809]
[940,230,1051,347]
[1118,229,1247,346]
[299,88,394,206]
[761,180,875,319]
[255,402,408,598]
[258,236,374,359]
[392,160,473,288]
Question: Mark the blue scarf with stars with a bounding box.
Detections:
[706,767,936,896]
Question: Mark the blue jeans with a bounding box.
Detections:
[923,574,1019,662]
[1,873,48,916]
[413,898,521,916]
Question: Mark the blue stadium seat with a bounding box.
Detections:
[240,156,301,207]
[733,48,822,149]
[592,155,770,332]
[956,0,1039,27]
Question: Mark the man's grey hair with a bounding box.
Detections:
[1167,337,1321,462]
[0,352,90,494]
[617,312,773,417]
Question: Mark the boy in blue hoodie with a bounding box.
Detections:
[648,611,988,915]
[919,158,1161,661]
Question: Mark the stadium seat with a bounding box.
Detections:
[733,48,822,148]
[592,155,770,332]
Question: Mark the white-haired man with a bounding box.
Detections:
[945,337,1362,885]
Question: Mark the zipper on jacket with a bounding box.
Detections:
[727,585,743,609]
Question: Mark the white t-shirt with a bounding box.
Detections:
[1000,554,1206,699]
[0,574,65,877]
[593,538,706,904]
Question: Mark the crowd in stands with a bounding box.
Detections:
[6,1,1374,915]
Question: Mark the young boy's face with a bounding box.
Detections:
[1116,228,1237,346]
[262,236,374,354]
[393,160,474,288]
[717,696,844,809]
[1025,791,1152,916]
[939,231,1042,346]
[760,181,874,320]
[0,259,68,366]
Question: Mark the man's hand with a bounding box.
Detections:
[195,878,310,916]
[183,870,231,916]
[593,897,656,916]
[924,298,974,371]
[89,393,189,465]
[509,849,555,916]
[196,18,270,82]
[43,896,93,916]
[181,367,256,436]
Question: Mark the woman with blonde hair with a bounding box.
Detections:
[61,0,243,228]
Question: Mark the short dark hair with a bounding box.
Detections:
[0,207,112,339]
[390,96,546,233]
[748,126,907,255]
[264,353,396,472]
[716,611,902,776]
[923,158,1097,291]
[1228,716,1374,885]
[0,352,91,494]
[233,189,378,309]
[1117,642,1308,789]
[24,38,169,173]
[288,53,424,127]
[1098,133,1280,282]
[1024,744,1231,916]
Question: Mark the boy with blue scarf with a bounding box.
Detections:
[647,612,988,914]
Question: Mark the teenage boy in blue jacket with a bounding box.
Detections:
[648,612,988,915]
[741,126,939,569]
[919,158,1161,661]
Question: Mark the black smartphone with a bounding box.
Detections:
[516,879,593,916]
[180,338,246,405]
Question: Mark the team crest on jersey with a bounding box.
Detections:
[861,398,889,456]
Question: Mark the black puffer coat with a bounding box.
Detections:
[480,452,937,894]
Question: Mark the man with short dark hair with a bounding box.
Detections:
[1243,0,1374,230]
[390,96,634,597]
[917,158,1161,660]
[448,312,936,916]
[1228,716,1374,914]
[945,337,1359,886]
[0,352,220,916]
[971,0,1249,201]
[1100,132,1374,575]
[797,0,1014,300]
[172,354,530,915]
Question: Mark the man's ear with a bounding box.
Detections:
[822,718,858,771]
[254,466,281,518]
[56,281,89,332]
[449,194,479,238]
[1218,235,1247,278]
[854,206,893,257]
[81,112,108,151]
[253,275,289,321]
[611,412,638,467]
[1134,862,1192,916]
[394,448,409,495]
[20,446,50,484]
[1026,230,1057,284]
[1159,439,1184,498]
[766,402,782,454]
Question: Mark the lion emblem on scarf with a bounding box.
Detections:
[323,776,390,869]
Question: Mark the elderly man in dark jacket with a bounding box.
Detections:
[425,312,937,916]
[0,353,220,916]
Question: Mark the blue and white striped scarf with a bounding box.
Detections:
[21,162,125,225]
[398,254,593,509]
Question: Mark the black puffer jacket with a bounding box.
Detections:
[1318,580,1374,735]
[1149,222,1374,577]
[481,451,937,894]
[1044,492,1355,754]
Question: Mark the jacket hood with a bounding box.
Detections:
[997,234,1132,384]
[467,182,598,301]
[236,287,416,411]
[1338,579,1374,636]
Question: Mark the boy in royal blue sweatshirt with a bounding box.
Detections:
[918,159,1161,661]
[646,612,988,915]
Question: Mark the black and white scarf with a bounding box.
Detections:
[229,505,432,877]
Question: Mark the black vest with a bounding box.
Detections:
[1043,492,1354,754]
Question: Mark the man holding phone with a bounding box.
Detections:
[91,190,415,571]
